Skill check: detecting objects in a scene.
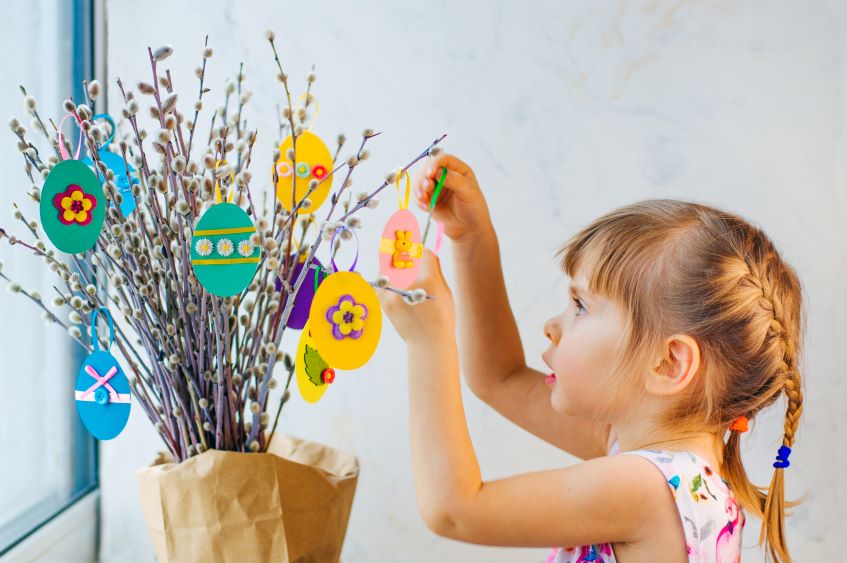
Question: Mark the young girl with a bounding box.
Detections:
[376,154,805,563]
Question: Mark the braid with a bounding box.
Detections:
[744,255,803,447]
[781,367,803,450]
[741,236,803,563]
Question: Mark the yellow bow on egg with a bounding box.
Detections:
[379,230,423,269]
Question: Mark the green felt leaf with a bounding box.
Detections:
[304,344,328,386]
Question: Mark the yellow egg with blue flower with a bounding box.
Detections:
[275,131,333,215]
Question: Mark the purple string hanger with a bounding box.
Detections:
[329,225,359,274]
[314,225,360,291]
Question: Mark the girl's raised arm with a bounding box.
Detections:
[453,223,610,460]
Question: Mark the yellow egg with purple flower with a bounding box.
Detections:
[309,271,381,370]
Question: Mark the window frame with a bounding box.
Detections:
[0,0,100,555]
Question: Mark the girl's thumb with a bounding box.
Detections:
[422,249,447,286]
[422,249,438,269]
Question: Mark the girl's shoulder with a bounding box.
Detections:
[617,446,734,501]
[615,446,746,561]
[548,448,693,563]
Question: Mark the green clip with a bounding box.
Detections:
[430,166,448,210]
[314,264,324,293]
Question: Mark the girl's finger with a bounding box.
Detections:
[376,284,401,310]
[416,184,432,202]
[425,154,475,181]
[413,154,475,189]
[419,250,449,292]
[422,169,474,205]
[419,168,479,201]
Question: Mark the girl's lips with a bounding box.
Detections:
[545,373,556,386]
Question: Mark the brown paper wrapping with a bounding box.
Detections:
[138,433,359,563]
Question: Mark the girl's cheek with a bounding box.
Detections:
[555,348,593,394]
[553,344,576,376]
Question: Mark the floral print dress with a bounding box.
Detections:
[547,442,744,563]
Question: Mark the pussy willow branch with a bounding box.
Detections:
[247,132,447,448]
[187,35,210,155]
[3,40,446,459]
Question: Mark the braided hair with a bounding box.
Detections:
[556,199,805,563]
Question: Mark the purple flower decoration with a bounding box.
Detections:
[326,294,368,340]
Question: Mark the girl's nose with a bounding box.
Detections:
[544,317,561,345]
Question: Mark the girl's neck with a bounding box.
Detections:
[613,422,724,469]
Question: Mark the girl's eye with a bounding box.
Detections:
[572,297,586,316]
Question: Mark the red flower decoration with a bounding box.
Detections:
[321,368,336,384]
[54,184,97,226]
[312,164,328,180]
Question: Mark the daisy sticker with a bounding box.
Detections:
[237,240,253,258]
[217,238,234,257]
[195,238,213,257]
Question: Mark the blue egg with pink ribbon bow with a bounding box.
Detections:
[75,308,131,440]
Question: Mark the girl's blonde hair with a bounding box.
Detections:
[555,198,804,563]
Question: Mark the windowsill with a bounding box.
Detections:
[0,490,99,563]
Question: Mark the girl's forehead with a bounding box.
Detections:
[568,270,617,311]
[568,271,591,293]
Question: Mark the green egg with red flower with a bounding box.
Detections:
[40,159,106,254]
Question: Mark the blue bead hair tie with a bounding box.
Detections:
[773,445,792,469]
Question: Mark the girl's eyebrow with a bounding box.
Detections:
[569,284,595,303]
[569,284,587,296]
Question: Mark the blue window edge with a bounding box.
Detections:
[0,0,100,555]
[71,0,100,497]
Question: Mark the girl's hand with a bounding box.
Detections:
[412,154,492,245]
[377,250,456,344]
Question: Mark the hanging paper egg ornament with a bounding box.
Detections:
[275,96,333,214]
[273,217,327,329]
[81,113,138,217]
[295,320,337,403]
[378,170,423,289]
[309,227,382,370]
[191,164,261,297]
[275,131,333,215]
[40,113,106,254]
[275,253,328,330]
[75,308,131,440]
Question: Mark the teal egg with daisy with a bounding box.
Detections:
[191,202,261,297]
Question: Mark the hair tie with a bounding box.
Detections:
[729,415,749,433]
[773,445,792,469]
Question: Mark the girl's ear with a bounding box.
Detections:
[645,334,701,396]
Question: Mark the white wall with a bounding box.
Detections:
[100,0,846,561]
